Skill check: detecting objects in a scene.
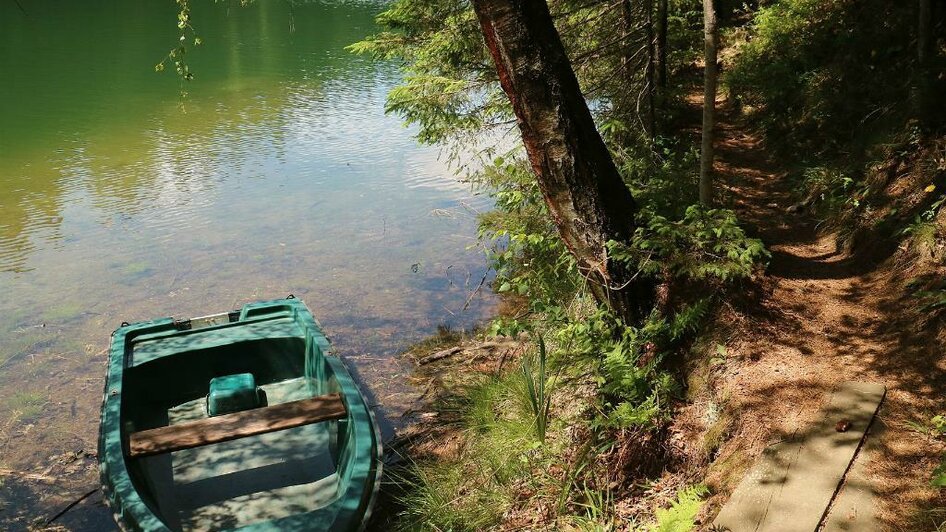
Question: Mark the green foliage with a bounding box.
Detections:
[802,166,862,214]
[460,374,508,434]
[348,0,506,147]
[619,137,701,217]
[902,218,940,256]
[480,192,758,434]
[906,277,946,316]
[933,457,946,488]
[610,206,769,284]
[670,299,711,341]
[156,0,205,81]
[478,159,581,312]
[569,482,617,530]
[551,306,683,430]
[900,183,946,260]
[907,414,946,438]
[649,485,708,532]
[727,0,914,155]
[395,360,557,530]
[352,0,710,151]
[395,460,506,531]
[520,336,553,442]
[912,287,946,314]
[354,0,767,526]
[905,414,946,487]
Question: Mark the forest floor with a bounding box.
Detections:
[693,96,946,529]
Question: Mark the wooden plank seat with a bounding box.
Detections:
[128,393,347,458]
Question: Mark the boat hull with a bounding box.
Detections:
[98,298,381,531]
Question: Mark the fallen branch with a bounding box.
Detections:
[417,346,464,365]
[0,468,57,482]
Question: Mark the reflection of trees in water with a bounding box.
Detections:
[0,5,494,524]
[0,0,383,272]
[0,170,65,273]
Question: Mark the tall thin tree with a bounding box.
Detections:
[655,0,668,95]
[699,0,718,206]
[916,0,933,125]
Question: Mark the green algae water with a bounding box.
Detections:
[0,1,493,527]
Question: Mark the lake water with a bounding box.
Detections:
[0,1,494,527]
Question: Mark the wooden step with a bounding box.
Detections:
[128,393,347,458]
[712,381,885,531]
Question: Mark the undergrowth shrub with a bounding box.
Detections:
[906,414,946,488]
[650,485,708,532]
[619,136,701,218]
[609,206,769,283]
[801,166,860,215]
[397,143,770,527]
[478,159,579,313]
[395,459,507,530]
[727,0,914,157]
[519,336,553,442]
[907,278,946,317]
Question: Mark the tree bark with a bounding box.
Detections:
[916,0,933,125]
[655,0,668,95]
[699,0,718,206]
[919,0,932,67]
[471,0,653,323]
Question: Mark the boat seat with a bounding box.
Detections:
[128,393,347,458]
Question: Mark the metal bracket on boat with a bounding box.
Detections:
[286,294,296,300]
[172,318,192,331]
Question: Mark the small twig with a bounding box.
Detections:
[416,383,434,402]
[495,348,511,374]
[45,487,99,526]
[0,350,25,370]
[345,355,387,361]
[462,271,490,311]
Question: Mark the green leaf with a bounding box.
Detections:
[932,457,946,487]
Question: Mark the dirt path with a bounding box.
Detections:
[704,105,946,530]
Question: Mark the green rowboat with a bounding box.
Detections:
[98,298,382,531]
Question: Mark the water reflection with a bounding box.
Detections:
[0,0,493,525]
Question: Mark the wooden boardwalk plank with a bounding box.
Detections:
[821,415,885,531]
[712,381,885,532]
[128,393,347,458]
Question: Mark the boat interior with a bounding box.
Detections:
[121,329,349,530]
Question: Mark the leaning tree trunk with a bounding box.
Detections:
[471,0,653,324]
[699,0,718,206]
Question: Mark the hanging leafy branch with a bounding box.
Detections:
[155,0,203,80]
